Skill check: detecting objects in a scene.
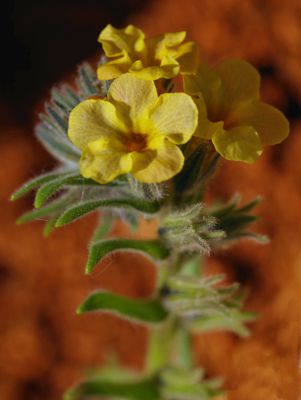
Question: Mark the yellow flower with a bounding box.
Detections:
[97,24,199,81]
[184,59,289,163]
[68,74,198,184]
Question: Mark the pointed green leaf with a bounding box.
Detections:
[64,377,159,400]
[175,143,208,193]
[210,196,240,219]
[51,84,80,109]
[217,214,258,233]
[76,63,99,97]
[86,239,169,274]
[77,291,168,324]
[36,125,80,163]
[10,171,71,201]
[43,216,60,236]
[45,104,68,133]
[91,215,114,243]
[34,173,100,208]
[216,282,240,298]
[237,196,262,214]
[55,198,160,227]
[16,193,74,225]
[227,231,269,243]
[190,310,256,338]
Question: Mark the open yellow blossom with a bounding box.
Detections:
[97,24,199,81]
[68,74,198,184]
[184,59,289,163]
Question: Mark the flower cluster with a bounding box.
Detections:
[68,24,289,184]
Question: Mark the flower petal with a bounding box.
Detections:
[68,99,128,150]
[155,31,186,51]
[97,24,145,80]
[97,53,132,80]
[212,125,263,163]
[149,93,198,144]
[129,60,179,80]
[193,96,224,140]
[175,41,199,75]
[97,24,145,58]
[230,100,289,145]
[108,73,158,131]
[183,63,223,119]
[151,31,186,60]
[130,149,157,173]
[215,59,260,113]
[80,137,132,184]
[132,141,184,183]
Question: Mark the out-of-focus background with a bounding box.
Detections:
[2,1,301,399]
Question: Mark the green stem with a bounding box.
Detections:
[175,254,202,369]
[177,327,193,369]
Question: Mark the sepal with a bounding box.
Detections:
[163,272,256,338]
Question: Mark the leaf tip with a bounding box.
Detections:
[43,229,51,238]
[16,217,25,225]
[34,199,42,209]
[63,388,77,400]
[76,305,83,315]
[55,218,64,227]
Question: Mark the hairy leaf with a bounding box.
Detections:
[65,377,159,400]
[77,291,168,324]
[34,173,100,208]
[43,216,60,236]
[91,215,114,243]
[55,198,160,227]
[10,171,71,201]
[86,239,169,274]
[190,310,257,338]
[17,193,75,224]
[36,125,80,163]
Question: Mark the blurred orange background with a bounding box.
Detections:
[2,1,301,399]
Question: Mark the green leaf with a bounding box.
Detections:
[237,196,262,214]
[65,378,159,400]
[45,104,68,133]
[210,195,240,219]
[43,216,60,236]
[34,173,100,208]
[76,62,99,97]
[36,126,80,163]
[55,198,160,227]
[190,310,257,338]
[77,291,168,324]
[227,231,269,244]
[86,239,169,274]
[51,84,80,109]
[217,214,257,234]
[16,193,74,224]
[160,366,222,400]
[175,143,208,193]
[10,171,71,201]
[91,215,114,243]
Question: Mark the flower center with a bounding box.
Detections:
[126,133,147,153]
